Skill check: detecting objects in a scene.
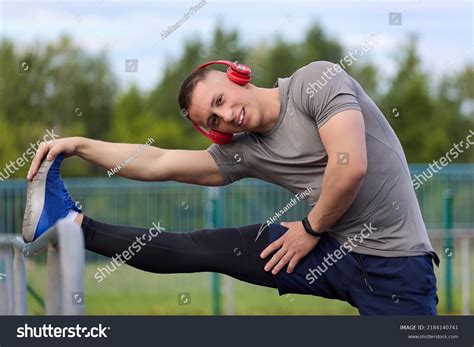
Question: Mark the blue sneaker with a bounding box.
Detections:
[22,154,82,242]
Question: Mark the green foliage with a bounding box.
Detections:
[0,35,117,177]
[380,36,473,163]
[1,25,472,178]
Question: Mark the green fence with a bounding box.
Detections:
[1,164,472,236]
[0,164,472,315]
[1,163,472,266]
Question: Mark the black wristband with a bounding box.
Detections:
[301,217,326,237]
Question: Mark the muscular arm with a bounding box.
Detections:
[306,109,368,232]
[28,137,224,186]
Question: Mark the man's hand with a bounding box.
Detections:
[27,136,224,185]
[27,138,81,181]
[260,221,320,275]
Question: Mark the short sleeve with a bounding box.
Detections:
[295,61,362,128]
[206,137,251,185]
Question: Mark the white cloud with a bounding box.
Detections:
[0,0,471,90]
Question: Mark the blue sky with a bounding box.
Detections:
[1,0,472,90]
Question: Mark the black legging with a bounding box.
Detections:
[82,216,278,289]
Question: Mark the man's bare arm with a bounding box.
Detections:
[307,109,368,232]
[27,137,224,186]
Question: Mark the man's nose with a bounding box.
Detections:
[220,109,235,123]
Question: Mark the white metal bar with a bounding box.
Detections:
[58,220,84,315]
[461,236,471,315]
[223,275,234,315]
[4,247,15,314]
[0,246,10,314]
[13,247,27,315]
[45,245,62,315]
[0,220,85,316]
[428,229,474,239]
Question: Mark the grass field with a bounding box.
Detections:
[25,252,474,315]
[26,261,358,315]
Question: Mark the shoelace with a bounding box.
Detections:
[60,181,82,211]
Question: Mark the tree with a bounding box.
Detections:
[0,35,117,177]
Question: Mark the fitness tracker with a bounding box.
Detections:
[301,217,326,237]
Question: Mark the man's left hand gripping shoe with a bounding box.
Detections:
[22,154,82,242]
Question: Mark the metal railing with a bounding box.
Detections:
[0,164,472,315]
[0,220,84,315]
[1,165,473,237]
[429,229,473,315]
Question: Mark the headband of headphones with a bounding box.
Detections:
[189,60,252,145]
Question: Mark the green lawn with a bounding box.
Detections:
[24,255,474,315]
[26,261,357,315]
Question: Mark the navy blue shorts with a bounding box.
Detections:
[268,224,438,315]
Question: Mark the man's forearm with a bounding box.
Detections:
[75,137,166,181]
[307,163,366,233]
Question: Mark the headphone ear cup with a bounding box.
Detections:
[227,65,251,85]
[208,130,233,145]
[192,123,233,145]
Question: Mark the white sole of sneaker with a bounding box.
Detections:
[22,159,55,242]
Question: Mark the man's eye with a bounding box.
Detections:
[217,95,223,105]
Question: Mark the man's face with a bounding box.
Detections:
[188,71,260,134]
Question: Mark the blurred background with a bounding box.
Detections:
[0,0,473,315]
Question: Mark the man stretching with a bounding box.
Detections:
[24,60,439,315]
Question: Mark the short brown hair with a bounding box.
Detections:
[177,67,212,120]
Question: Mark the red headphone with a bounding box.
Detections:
[189,60,252,145]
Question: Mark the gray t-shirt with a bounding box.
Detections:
[207,61,439,265]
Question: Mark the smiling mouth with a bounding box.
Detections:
[237,107,246,126]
